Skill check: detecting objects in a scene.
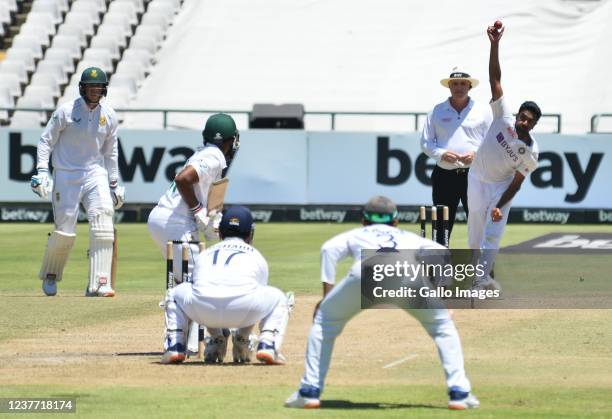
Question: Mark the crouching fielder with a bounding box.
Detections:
[32,67,125,297]
[162,206,290,365]
[285,196,478,410]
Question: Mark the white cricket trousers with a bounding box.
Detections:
[147,206,201,282]
[52,168,113,233]
[166,282,289,348]
[467,172,512,276]
[300,272,472,394]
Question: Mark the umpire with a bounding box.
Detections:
[421,67,492,238]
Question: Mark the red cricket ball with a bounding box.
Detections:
[494,20,503,29]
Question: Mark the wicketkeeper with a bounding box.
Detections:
[162,206,291,365]
[32,66,125,297]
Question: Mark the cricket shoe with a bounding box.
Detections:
[161,343,186,364]
[284,385,321,409]
[42,278,57,296]
[255,341,286,365]
[286,291,295,315]
[448,388,480,410]
[472,275,501,292]
[204,333,228,364]
[232,331,255,363]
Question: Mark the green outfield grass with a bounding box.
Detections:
[0,222,611,418]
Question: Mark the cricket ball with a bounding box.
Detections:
[494,20,503,30]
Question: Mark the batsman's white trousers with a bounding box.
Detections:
[166,282,288,346]
[466,172,512,276]
[147,206,201,282]
[300,272,471,394]
[52,168,114,233]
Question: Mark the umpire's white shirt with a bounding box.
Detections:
[156,145,226,219]
[420,98,492,170]
[193,237,268,297]
[470,96,539,183]
[320,224,444,285]
[36,97,119,181]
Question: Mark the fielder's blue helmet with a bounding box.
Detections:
[219,206,254,238]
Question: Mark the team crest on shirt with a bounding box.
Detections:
[99,116,107,126]
[518,146,526,155]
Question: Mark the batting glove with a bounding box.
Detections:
[191,203,210,233]
[204,210,222,242]
[110,180,125,209]
[30,169,53,200]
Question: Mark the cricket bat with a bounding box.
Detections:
[207,177,229,212]
[111,228,117,289]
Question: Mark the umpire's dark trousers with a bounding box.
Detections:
[431,165,469,236]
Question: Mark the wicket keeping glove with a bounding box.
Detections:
[30,169,53,200]
[110,180,125,209]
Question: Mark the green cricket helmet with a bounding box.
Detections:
[202,113,240,168]
[79,67,108,99]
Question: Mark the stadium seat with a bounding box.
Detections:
[51,34,83,61]
[44,48,75,74]
[135,24,164,48]
[0,73,21,98]
[9,110,45,128]
[56,24,88,49]
[0,59,28,85]
[29,73,61,99]
[23,85,55,110]
[24,12,56,38]
[18,23,52,48]
[70,0,102,26]
[141,11,170,31]
[121,48,153,74]
[5,48,36,73]
[76,0,107,15]
[38,60,69,85]
[0,86,15,123]
[150,0,180,14]
[0,0,18,15]
[64,12,96,38]
[101,13,133,39]
[115,0,144,15]
[11,35,44,60]
[107,1,138,27]
[114,61,145,86]
[90,35,122,62]
[30,0,62,25]
[129,35,157,55]
[96,24,129,49]
[0,3,13,27]
[14,95,47,125]
[109,74,137,99]
[82,48,114,74]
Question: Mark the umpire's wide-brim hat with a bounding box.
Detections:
[440,67,479,88]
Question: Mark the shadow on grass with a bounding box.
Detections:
[322,400,444,410]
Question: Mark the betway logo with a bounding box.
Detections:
[251,210,273,223]
[599,210,612,223]
[1,208,50,222]
[522,210,570,224]
[300,209,346,222]
[534,234,612,249]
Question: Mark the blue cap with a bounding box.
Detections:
[219,206,254,237]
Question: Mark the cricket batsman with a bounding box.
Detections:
[467,23,541,290]
[31,67,125,297]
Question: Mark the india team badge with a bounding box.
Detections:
[99,116,107,126]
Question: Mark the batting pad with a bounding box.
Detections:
[39,230,76,282]
[88,212,115,294]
